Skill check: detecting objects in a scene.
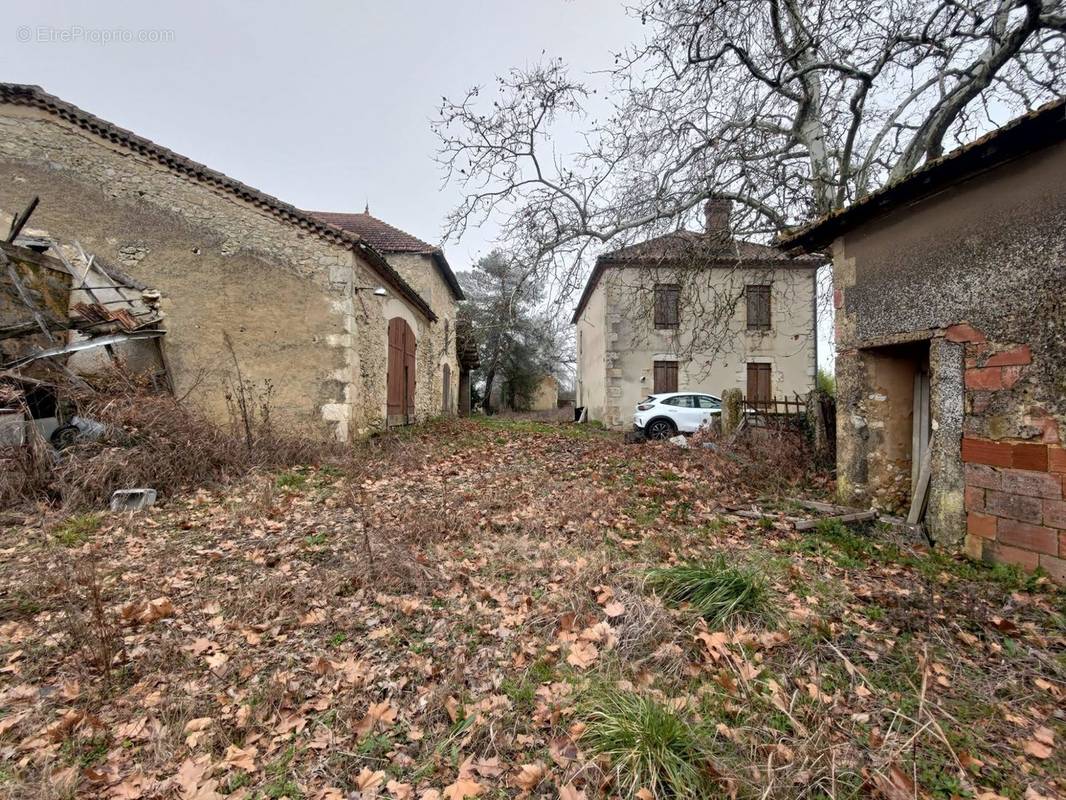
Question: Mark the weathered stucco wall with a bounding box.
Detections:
[833,139,1066,579]
[530,375,559,411]
[379,252,459,417]
[0,105,437,439]
[575,279,607,420]
[581,264,816,429]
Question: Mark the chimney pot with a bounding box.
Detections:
[704,198,732,238]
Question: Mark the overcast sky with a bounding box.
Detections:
[3,0,639,267]
[3,1,837,370]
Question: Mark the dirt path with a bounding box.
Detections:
[1,418,1063,799]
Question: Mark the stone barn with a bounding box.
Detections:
[781,100,1065,581]
[0,83,456,439]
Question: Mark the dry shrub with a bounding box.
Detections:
[691,422,821,493]
[1,367,340,511]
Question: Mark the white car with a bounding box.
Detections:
[633,392,722,439]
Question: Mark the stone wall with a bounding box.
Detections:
[831,137,1065,578]
[589,264,816,429]
[0,104,437,439]
[378,252,459,418]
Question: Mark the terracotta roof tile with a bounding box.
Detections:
[571,230,823,324]
[308,212,463,300]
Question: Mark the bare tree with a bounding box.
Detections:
[434,0,1063,291]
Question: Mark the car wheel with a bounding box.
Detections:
[646,419,676,440]
[50,424,80,449]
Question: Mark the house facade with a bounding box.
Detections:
[781,100,1065,581]
[0,83,453,440]
[308,211,464,423]
[572,200,821,429]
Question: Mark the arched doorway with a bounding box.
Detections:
[442,363,452,413]
[387,317,416,426]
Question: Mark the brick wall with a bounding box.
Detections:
[954,323,1065,582]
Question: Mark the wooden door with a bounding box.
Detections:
[746,363,771,408]
[653,361,678,394]
[387,318,416,424]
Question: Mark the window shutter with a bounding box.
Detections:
[654,285,680,328]
[653,361,678,393]
[746,285,771,330]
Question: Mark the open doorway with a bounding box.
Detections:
[859,340,931,516]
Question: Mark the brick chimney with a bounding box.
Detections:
[704,198,732,239]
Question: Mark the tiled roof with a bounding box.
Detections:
[602,230,821,263]
[779,97,1066,253]
[570,230,823,324]
[0,83,437,321]
[307,212,463,300]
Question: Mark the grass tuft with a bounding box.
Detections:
[54,513,102,547]
[646,556,768,626]
[579,687,715,799]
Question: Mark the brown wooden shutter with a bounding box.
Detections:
[746,285,771,330]
[746,363,771,407]
[653,361,678,393]
[654,284,680,329]
[387,317,417,422]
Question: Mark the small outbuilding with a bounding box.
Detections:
[781,100,1065,581]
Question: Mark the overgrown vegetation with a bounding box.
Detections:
[0,367,339,511]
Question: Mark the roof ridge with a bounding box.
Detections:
[0,83,437,321]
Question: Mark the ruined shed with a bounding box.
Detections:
[781,99,1066,581]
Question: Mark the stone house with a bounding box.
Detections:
[0,83,456,439]
[572,200,822,429]
[780,99,1065,581]
[307,210,464,423]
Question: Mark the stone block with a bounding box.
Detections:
[993,543,1039,571]
[1038,554,1066,584]
[997,519,1057,554]
[1044,499,1066,530]
[967,511,997,539]
[984,490,1043,524]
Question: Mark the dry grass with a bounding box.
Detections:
[0,418,1062,800]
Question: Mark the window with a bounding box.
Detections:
[746,285,771,331]
[654,284,680,329]
[747,363,772,407]
[663,395,695,408]
[696,395,721,410]
[653,360,678,393]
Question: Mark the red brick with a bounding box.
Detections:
[965,368,1002,390]
[1044,499,1066,530]
[1001,365,1025,389]
[994,543,1039,571]
[1039,554,1066,584]
[965,463,1001,490]
[967,512,997,539]
[985,345,1032,367]
[998,519,1058,554]
[965,485,985,512]
[985,490,1044,524]
[1049,447,1066,474]
[946,323,986,343]
[1062,530,1066,557]
[1012,443,1048,472]
[962,438,1013,467]
[833,288,843,309]
[996,467,1061,499]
